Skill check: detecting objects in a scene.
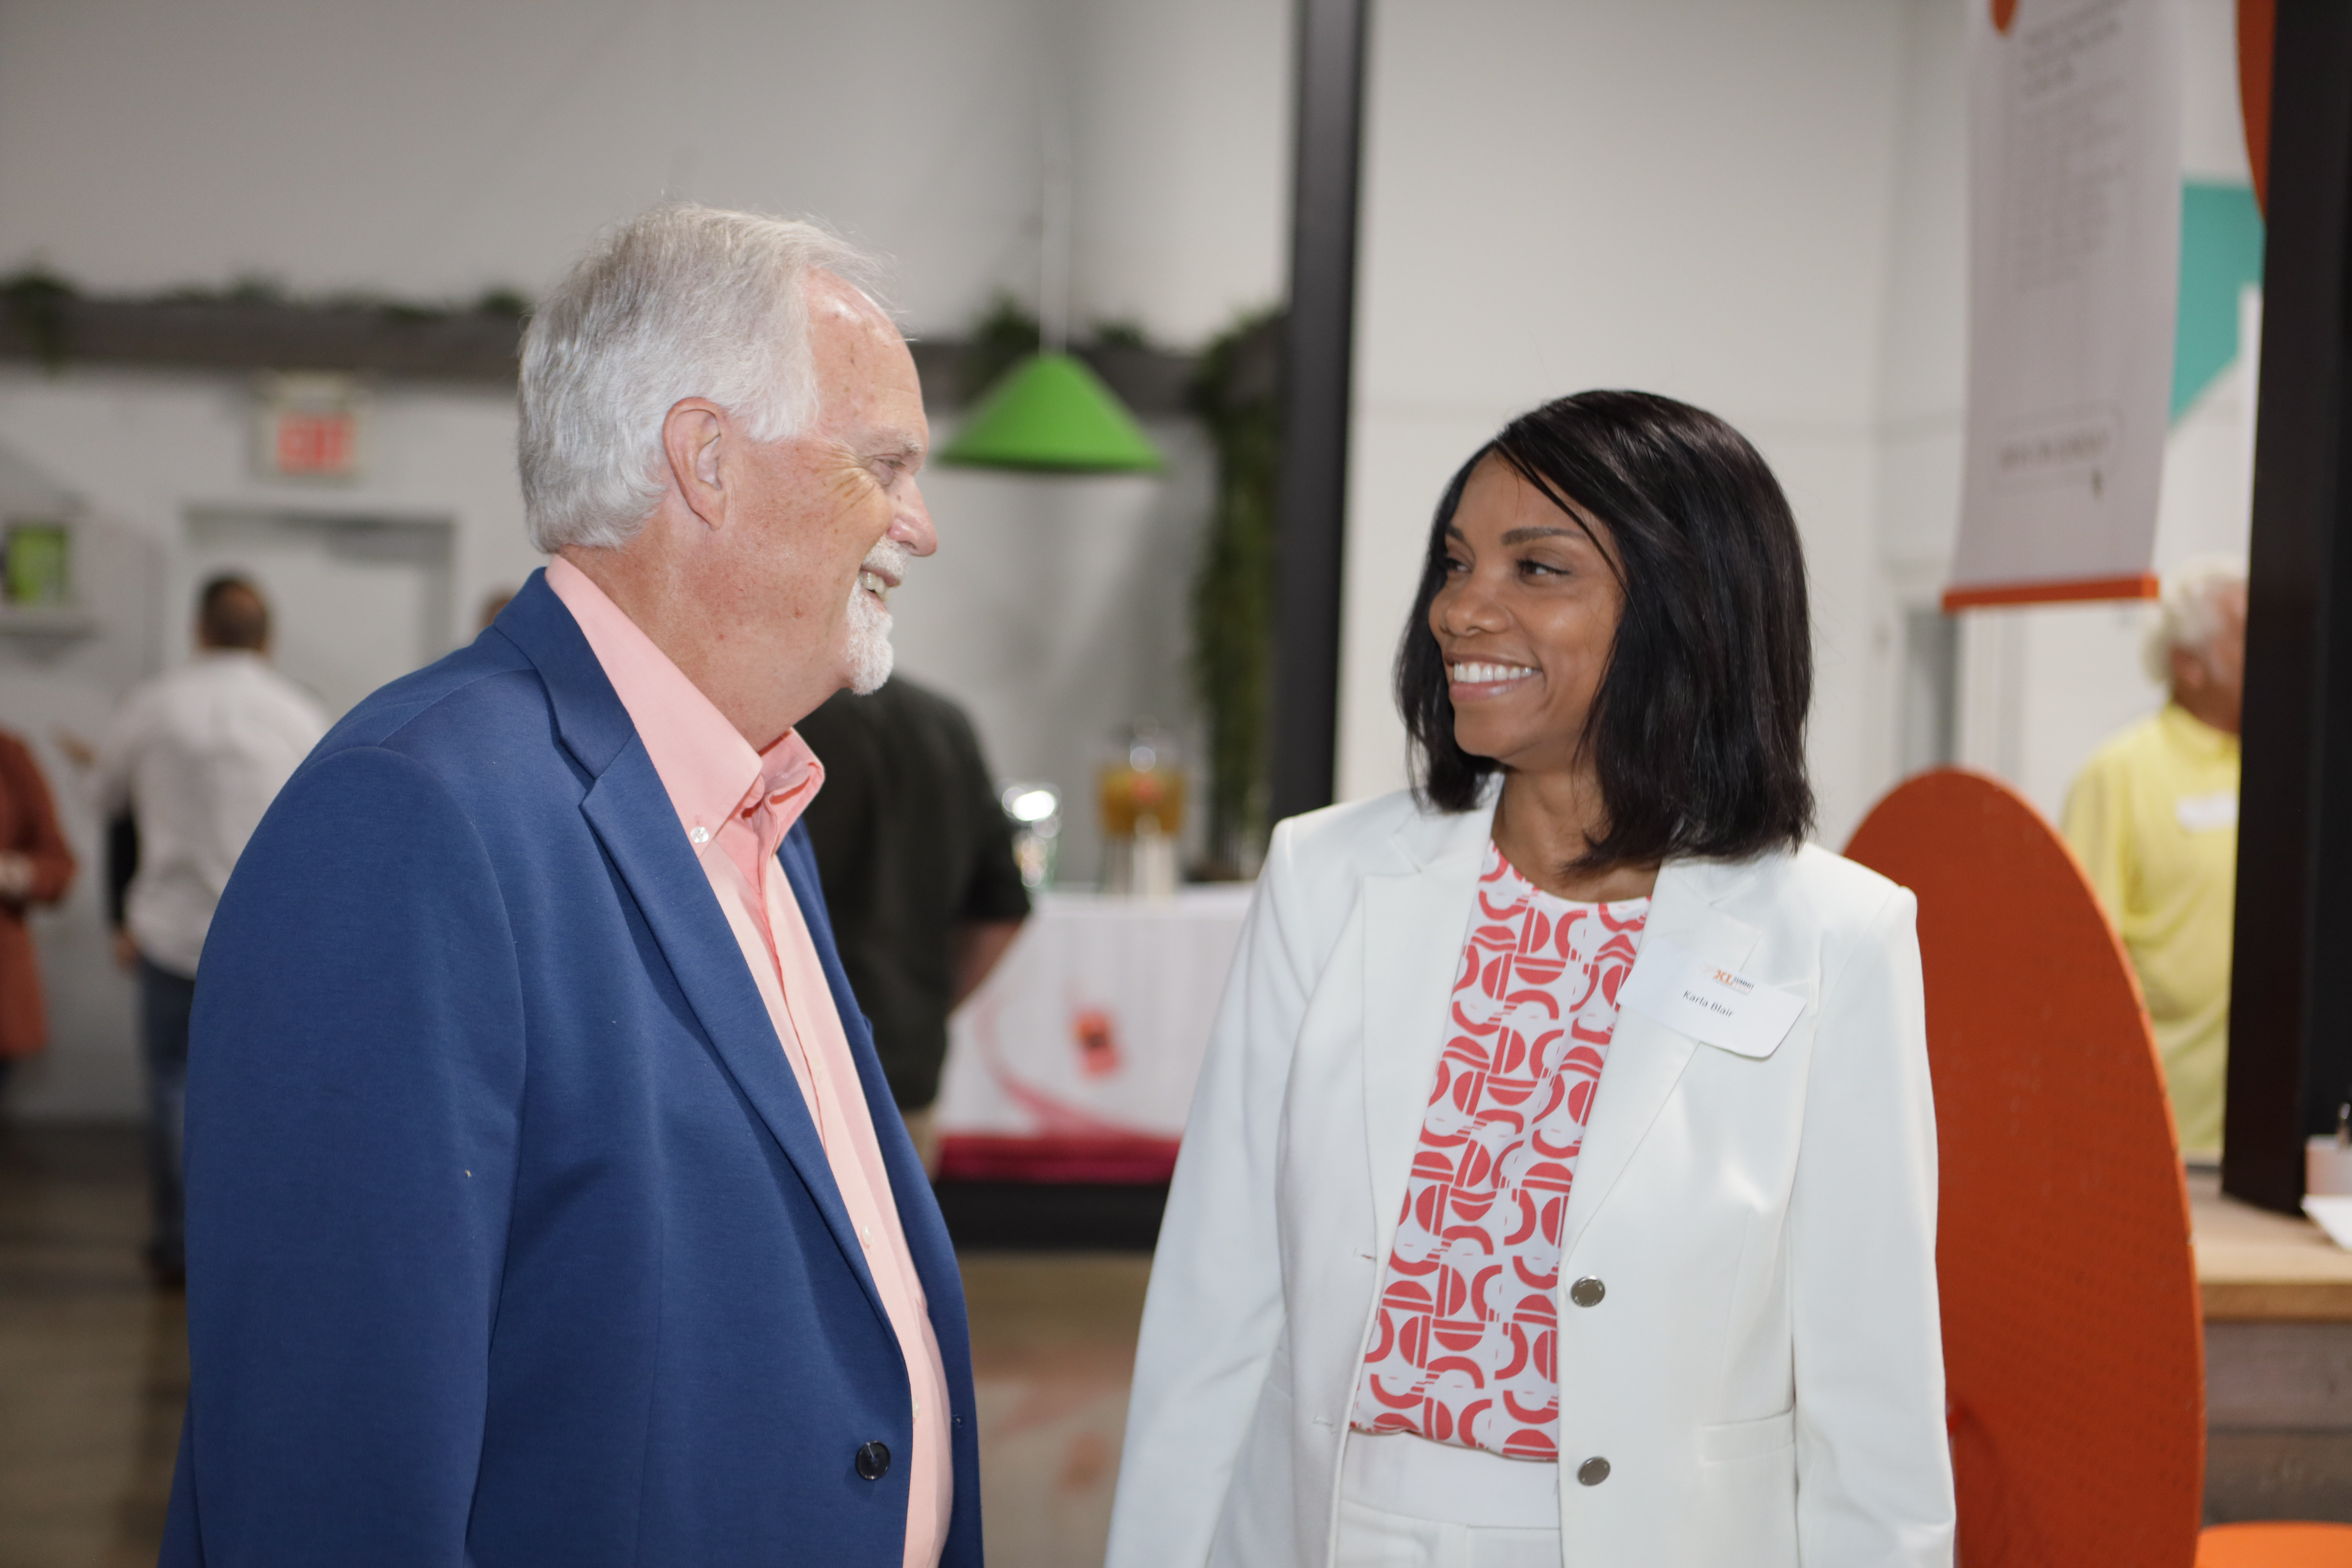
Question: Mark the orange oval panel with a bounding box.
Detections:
[2239,0,2274,214]
[1847,770,2202,1568]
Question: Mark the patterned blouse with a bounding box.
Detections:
[1349,842,1648,1460]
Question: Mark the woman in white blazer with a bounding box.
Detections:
[1106,392,1953,1568]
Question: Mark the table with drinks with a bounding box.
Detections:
[933,727,1252,1183]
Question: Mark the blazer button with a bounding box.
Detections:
[1569,1276,1605,1308]
[856,1441,892,1481]
[1577,1456,1611,1486]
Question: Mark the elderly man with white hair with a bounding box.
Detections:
[161,206,979,1568]
[2063,555,2248,1160]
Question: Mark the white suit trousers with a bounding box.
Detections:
[1335,1431,1562,1567]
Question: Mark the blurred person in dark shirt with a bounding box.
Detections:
[797,677,1030,1173]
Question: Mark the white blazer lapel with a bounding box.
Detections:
[1555,858,1764,1265]
[1360,805,1492,1252]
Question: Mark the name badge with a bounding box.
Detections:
[2174,791,2238,833]
[1619,937,1806,1059]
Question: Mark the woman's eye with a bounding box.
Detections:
[1519,558,1564,578]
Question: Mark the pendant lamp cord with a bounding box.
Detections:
[1040,63,1073,356]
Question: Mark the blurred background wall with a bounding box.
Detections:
[0,0,2263,1120]
[0,0,1290,1116]
[1336,0,2262,847]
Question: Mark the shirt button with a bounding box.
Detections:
[687,825,710,845]
[1570,1276,1606,1308]
[860,1224,875,1248]
[1577,1456,1611,1486]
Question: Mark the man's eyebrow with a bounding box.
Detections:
[865,430,928,461]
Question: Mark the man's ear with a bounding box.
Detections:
[661,399,728,529]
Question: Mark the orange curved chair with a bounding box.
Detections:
[1848,769,2204,1568]
[2198,1522,2352,1567]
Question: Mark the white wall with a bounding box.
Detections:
[1339,0,1913,847]
[1,0,2262,1114]
[1331,0,2259,852]
[1069,0,1294,342]
[0,0,1287,345]
[0,375,1220,1120]
[0,0,1291,1119]
[0,370,540,1118]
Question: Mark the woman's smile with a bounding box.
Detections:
[1446,659,1540,701]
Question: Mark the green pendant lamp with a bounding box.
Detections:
[938,350,1163,472]
[939,103,1164,475]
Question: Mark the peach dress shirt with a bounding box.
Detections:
[550,559,952,1568]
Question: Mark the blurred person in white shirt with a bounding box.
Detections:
[93,576,326,1285]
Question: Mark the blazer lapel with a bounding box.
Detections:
[1555,858,1764,1265]
[1362,805,1493,1252]
[502,573,888,1326]
[579,743,889,1323]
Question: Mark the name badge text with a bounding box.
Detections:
[1619,937,1806,1059]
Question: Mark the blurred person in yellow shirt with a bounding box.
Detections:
[2063,556,2247,1158]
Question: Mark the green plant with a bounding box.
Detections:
[472,286,532,320]
[1189,307,1282,877]
[225,272,287,306]
[0,266,77,372]
[961,291,1042,402]
[1089,317,1153,351]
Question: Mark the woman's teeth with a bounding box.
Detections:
[1451,662,1533,685]
[858,570,891,603]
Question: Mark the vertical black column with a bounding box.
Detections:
[1268,0,1369,825]
[2223,2,2352,1213]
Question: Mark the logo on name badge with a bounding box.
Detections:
[1619,937,1806,1059]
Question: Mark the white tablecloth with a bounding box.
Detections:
[933,886,1254,1180]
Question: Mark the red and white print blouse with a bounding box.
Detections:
[1349,842,1649,1461]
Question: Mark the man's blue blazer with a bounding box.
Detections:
[160,570,983,1567]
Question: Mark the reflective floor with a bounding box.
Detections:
[0,1125,1148,1568]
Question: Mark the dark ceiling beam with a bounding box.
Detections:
[0,300,1198,413]
[0,299,527,384]
[1268,0,1369,825]
[2224,0,2352,1212]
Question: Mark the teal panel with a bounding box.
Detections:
[2173,181,2266,422]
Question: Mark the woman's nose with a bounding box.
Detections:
[1440,583,1508,636]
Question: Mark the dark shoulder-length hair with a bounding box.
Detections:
[1394,389,1815,869]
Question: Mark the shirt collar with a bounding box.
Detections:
[545,556,825,849]
[2159,701,2241,761]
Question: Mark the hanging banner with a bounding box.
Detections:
[1948,0,2182,610]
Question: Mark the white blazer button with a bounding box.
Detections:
[1570,1276,1605,1307]
[1577,1456,1611,1486]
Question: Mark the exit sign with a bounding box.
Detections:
[273,410,357,475]
[254,373,365,480]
